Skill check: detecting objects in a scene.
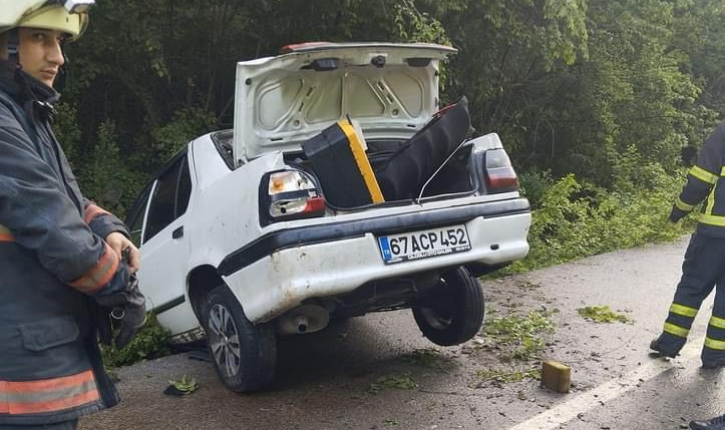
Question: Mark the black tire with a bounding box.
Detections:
[412,266,484,346]
[203,285,277,393]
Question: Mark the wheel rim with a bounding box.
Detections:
[418,306,453,330]
[208,303,241,377]
[418,276,455,330]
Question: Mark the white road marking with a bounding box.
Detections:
[508,337,703,430]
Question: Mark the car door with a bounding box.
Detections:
[135,153,193,333]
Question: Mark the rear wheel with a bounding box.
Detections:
[203,286,276,392]
[412,266,484,346]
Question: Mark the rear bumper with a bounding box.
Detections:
[219,197,530,276]
[220,198,531,323]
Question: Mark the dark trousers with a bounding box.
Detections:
[657,234,725,365]
[0,419,78,430]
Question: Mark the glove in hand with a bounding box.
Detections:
[95,251,147,349]
[669,204,687,224]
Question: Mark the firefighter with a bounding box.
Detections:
[0,1,146,429]
[650,119,725,369]
[690,414,725,430]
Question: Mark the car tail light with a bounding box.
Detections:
[265,170,326,221]
[484,149,519,193]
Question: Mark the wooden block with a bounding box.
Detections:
[541,360,571,393]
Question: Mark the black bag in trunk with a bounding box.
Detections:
[376,96,470,200]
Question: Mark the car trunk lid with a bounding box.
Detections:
[232,42,457,163]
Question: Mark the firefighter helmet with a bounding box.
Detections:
[0,0,93,41]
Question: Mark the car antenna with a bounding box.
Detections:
[415,138,469,205]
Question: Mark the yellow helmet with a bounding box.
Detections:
[1,0,92,41]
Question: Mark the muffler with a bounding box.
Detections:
[277,304,330,335]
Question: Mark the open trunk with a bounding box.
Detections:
[291,96,475,209]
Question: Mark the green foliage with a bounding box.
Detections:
[393,0,450,45]
[168,374,200,395]
[577,306,633,324]
[483,310,557,361]
[150,108,216,161]
[368,373,419,394]
[48,1,725,228]
[399,348,457,370]
[504,168,692,274]
[101,313,171,368]
[475,368,541,384]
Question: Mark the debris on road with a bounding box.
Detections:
[577,305,634,324]
[164,374,199,396]
[541,360,571,393]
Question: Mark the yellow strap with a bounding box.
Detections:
[669,303,698,318]
[337,120,384,204]
[705,181,718,215]
[690,165,718,185]
[663,322,690,338]
[710,315,725,329]
[704,337,725,350]
[674,197,695,212]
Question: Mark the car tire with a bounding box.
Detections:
[412,266,484,346]
[203,285,277,392]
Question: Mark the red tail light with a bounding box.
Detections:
[484,149,519,193]
[264,171,327,223]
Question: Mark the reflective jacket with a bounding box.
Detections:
[670,120,725,237]
[0,73,128,425]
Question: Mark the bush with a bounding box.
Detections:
[499,166,693,275]
[101,312,172,368]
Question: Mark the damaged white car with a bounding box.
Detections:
[126,42,531,392]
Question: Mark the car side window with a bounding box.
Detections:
[126,185,152,247]
[144,156,184,242]
[176,158,192,217]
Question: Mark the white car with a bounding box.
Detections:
[126,42,531,393]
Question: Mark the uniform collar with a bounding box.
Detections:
[0,63,60,106]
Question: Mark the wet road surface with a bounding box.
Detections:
[81,237,724,430]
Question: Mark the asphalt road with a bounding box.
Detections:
[81,236,724,430]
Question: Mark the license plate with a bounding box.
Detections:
[378,225,471,264]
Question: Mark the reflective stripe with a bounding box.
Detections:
[689,165,718,185]
[0,224,14,242]
[710,316,725,330]
[663,322,690,338]
[698,213,725,227]
[704,337,725,351]
[69,242,119,294]
[83,204,110,224]
[0,370,99,415]
[705,180,718,215]
[669,303,698,318]
[675,197,695,212]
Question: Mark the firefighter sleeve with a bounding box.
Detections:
[0,109,128,295]
[82,198,129,240]
[670,122,725,223]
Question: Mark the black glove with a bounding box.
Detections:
[669,204,687,224]
[95,273,147,350]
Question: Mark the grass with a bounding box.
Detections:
[475,368,541,384]
[368,373,418,394]
[399,348,457,370]
[577,305,634,324]
[483,309,557,361]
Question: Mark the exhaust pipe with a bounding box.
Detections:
[294,316,308,333]
[277,305,329,335]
